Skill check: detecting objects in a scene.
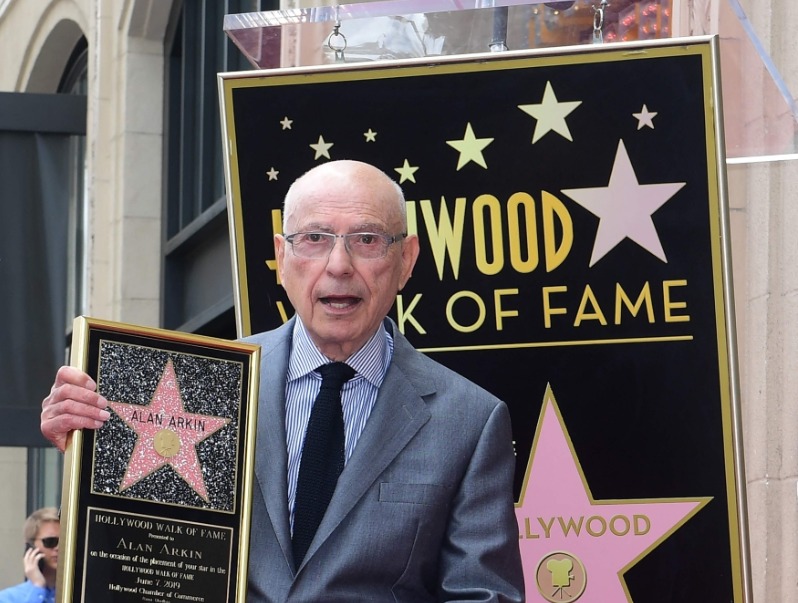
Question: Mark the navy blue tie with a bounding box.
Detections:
[292,362,355,566]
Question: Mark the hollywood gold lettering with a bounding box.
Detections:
[559,516,584,537]
[407,192,573,281]
[586,515,607,536]
[494,288,520,330]
[519,514,652,539]
[608,514,651,536]
[542,281,691,328]
[615,282,655,324]
[264,208,284,286]
[543,286,569,329]
[270,191,573,284]
[574,285,607,327]
[522,516,556,539]
[663,279,690,323]
[396,293,426,335]
[507,192,539,273]
[265,196,687,336]
[541,191,572,273]
[443,289,522,333]
[473,194,504,276]
[446,291,485,333]
[417,197,467,281]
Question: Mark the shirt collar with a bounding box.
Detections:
[287,318,392,388]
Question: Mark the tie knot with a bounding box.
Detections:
[317,362,355,390]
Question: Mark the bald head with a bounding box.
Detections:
[274,159,419,360]
[282,160,406,232]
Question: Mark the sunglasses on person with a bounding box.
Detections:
[38,536,59,549]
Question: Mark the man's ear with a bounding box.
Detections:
[274,234,286,287]
[398,234,420,291]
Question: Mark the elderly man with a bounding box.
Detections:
[41,160,524,602]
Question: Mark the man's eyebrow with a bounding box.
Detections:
[292,223,334,232]
[350,223,390,233]
[293,223,391,233]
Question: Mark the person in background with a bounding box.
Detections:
[40,160,525,602]
[0,507,59,603]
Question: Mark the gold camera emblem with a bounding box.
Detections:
[536,551,587,602]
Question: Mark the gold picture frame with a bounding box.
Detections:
[57,317,260,603]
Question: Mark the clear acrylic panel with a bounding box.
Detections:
[224,0,798,162]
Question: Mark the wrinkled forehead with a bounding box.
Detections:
[284,166,404,230]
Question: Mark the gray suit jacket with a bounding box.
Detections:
[244,318,524,602]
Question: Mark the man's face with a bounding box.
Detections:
[34,521,59,572]
[275,163,419,360]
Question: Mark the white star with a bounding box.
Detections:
[280,116,293,130]
[445,122,494,170]
[309,135,333,160]
[561,140,685,266]
[394,159,419,184]
[633,104,658,130]
[363,128,377,142]
[266,167,279,181]
[518,81,582,143]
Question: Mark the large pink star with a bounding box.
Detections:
[516,386,710,602]
[108,359,230,501]
[562,140,685,267]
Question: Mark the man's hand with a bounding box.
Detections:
[41,366,110,452]
[23,546,46,587]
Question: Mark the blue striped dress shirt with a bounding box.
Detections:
[285,319,393,532]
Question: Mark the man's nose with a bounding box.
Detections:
[326,236,354,270]
[329,237,352,262]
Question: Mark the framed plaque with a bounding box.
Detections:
[57,317,260,603]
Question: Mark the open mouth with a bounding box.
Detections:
[321,296,361,310]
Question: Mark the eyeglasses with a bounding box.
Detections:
[39,536,59,549]
[284,232,407,260]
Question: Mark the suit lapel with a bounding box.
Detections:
[251,323,294,569]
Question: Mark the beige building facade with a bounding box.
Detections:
[0,0,796,600]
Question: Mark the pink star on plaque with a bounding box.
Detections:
[516,386,710,602]
[108,359,230,501]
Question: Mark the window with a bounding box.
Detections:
[163,1,277,336]
[166,0,275,237]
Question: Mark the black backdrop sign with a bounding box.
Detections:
[220,37,748,602]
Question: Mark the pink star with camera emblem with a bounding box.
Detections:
[516,385,709,602]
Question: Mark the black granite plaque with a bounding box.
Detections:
[58,317,260,603]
